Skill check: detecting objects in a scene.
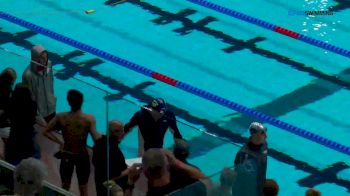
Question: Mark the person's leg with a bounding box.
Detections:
[59,155,74,190]
[75,153,90,196]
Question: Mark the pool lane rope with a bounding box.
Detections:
[185,0,350,59]
[1,12,350,156]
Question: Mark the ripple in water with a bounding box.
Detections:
[301,0,341,54]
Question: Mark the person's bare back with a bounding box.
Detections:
[57,111,94,154]
[43,89,101,195]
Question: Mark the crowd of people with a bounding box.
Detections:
[0,45,322,195]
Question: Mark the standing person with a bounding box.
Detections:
[5,84,40,165]
[92,120,128,196]
[22,45,56,123]
[0,68,17,155]
[43,89,100,196]
[232,122,268,196]
[124,98,183,156]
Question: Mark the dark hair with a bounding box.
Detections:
[263,179,279,196]
[12,83,32,104]
[67,89,83,112]
[0,68,16,93]
[173,139,189,162]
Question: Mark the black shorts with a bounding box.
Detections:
[59,152,90,186]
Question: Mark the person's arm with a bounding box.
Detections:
[162,149,206,180]
[124,163,143,196]
[123,112,139,136]
[105,181,124,196]
[176,159,206,179]
[167,112,183,139]
[43,115,63,147]
[103,168,132,195]
[48,61,54,93]
[163,149,212,192]
[89,115,102,142]
[110,168,129,182]
[108,149,129,181]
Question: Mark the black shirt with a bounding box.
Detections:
[147,167,206,196]
[0,87,11,128]
[92,135,128,188]
[124,107,183,150]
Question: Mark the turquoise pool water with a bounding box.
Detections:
[1,0,350,195]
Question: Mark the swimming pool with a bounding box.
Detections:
[1,0,350,195]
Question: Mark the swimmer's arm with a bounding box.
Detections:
[43,116,64,146]
[124,112,139,135]
[168,112,183,139]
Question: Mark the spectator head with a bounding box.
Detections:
[108,120,124,141]
[31,45,48,73]
[0,67,17,89]
[305,188,321,196]
[67,89,83,112]
[173,139,189,162]
[150,98,167,114]
[249,122,267,145]
[12,83,32,103]
[220,168,236,188]
[263,179,279,196]
[14,158,47,196]
[142,148,169,180]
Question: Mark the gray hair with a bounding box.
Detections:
[14,158,48,196]
[142,148,168,178]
